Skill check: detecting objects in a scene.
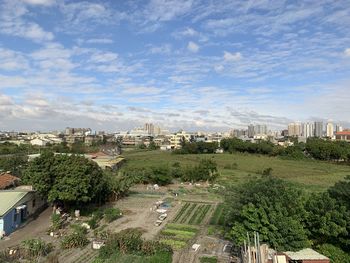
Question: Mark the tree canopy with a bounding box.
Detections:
[225,176,310,251]
[23,151,109,205]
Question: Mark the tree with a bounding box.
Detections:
[316,244,350,263]
[23,152,109,206]
[328,175,350,209]
[226,176,310,251]
[305,192,349,245]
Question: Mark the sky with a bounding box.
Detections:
[0,0,350,132]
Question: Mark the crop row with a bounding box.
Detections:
[159,223,199,250]
[209,204,226,225]
[180,203,198,223]
[188,204,211,225]
[173,202,191,223]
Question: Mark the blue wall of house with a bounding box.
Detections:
[2,208,22,236]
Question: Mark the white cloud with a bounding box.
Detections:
[345,48,350,57]
[144,0,194,22]
[187,41,199,52]
[223,51,242,62]
[150,44,172,54]
[122,86,163,95]
[0,0,54,42]
[21,0,55,6]
[86,38,114,44]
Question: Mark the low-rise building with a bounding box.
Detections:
[0,188,46,237]
[0,173,21,190]
[335,131,350,142]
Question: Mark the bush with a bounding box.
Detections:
[104,208,122,223]
[316,244,350,263]
[51,213,62,231]
[21,238,53,259]
[88,216,99,229]
[60,232,89,249]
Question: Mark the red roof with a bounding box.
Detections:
[336,131,350,135]
[0,173,20,190]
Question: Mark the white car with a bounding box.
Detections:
[158,213,167,221]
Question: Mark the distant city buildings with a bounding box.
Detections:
[326,122,334,138]
[314,121,323,138]
[288,122,302,137]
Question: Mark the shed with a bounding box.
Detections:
[0,189,46,237]
[284,248,330,263]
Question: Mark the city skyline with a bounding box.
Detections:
[1,0,350,131]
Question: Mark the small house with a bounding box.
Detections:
[0,188,46,237]
[0,173,20,190]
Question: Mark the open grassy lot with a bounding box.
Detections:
[121,150,350,192]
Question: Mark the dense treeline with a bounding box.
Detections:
[221,137,350,162]
[174,141,219,154]
[121,159,219,185]
[223,175,350,261]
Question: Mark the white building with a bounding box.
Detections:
[326,122,334,138]
[302,122,314,138]
[288,123,302,137]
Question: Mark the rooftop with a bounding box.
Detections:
[0,173,20,190]
[284,248,329,260]
[336,131,350,135]
[0,190,31,217]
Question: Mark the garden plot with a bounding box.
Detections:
[173,202,214,225]
[158,223,199,250]
[209,203,226,226]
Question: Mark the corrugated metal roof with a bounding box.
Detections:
[284,248,329,260]
[0,191,30,217]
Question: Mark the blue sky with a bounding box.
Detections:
[0,0,350,132]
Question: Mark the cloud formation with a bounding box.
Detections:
[0,0,349,132]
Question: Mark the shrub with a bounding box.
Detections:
[88,216,99,229]
[104,208,121,223]
[51,213,62,231]
[21,238,53,259]
[60,232,89,249]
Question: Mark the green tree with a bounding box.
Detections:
[226,177,310,251]
[23,152,109,206]
[305,192,349,245]
[316,244,350,263]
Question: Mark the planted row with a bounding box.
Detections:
[180,203,198,223]
[209,204,227,226]
[173,202,191,223]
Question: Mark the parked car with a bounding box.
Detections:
[154,220,163,226]
[158,213,167,221]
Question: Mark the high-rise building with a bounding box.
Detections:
[288,122,302,137]
[314,121,323,137]
[254,124,267,135]
[302,122,314,138]
[326,122,334,138]
[248,124,255,138]
[144,123,154,135]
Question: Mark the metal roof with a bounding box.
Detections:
[284,248,329,260]
[0,190,30,217]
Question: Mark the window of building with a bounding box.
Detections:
[32,199,36,208]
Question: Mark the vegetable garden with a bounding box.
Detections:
[173,202,214,225]
[159,224,199,250]
[209,203,226,226]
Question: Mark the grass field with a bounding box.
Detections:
[121,150,350,192]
